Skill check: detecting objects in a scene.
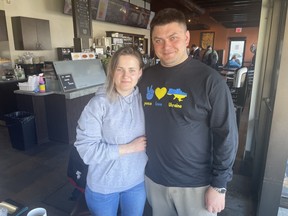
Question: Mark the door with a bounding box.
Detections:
[227,38,246,66]
[249,0,288,215]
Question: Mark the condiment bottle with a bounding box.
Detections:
[39,75,46,93]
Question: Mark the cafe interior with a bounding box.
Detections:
[1,0,288,215]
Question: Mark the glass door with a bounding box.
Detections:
[228,38,246,66]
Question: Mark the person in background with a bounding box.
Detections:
[226,54,241,69]
[189,44,201,60]
[252,50,256,66]
[138,8,238,216]
[75,46,148,216]
[202,45,219,69]
[106,46,111,58]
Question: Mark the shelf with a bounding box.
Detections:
[106,31,148,54]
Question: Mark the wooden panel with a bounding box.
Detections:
[20,17,38,50]
[0,81,19,120]
[15,93,49,145]
[11,16,52,50]
[66,94,94,144]
[0,10,8,41]
[36,19,52,50]
[45,94,69,144]
[45,93,94,144]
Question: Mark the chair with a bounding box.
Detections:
[234,67,248,88]
[247,67,254,97]
[228,67,248,128]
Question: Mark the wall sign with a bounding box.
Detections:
[200,32,215,50]
[59,74,77,91]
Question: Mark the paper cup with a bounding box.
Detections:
[27,207,47,216]
[0,206,8,216]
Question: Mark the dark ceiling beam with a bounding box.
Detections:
[187,23,210,30]
[222,21,261,28]
[150,0,190,14]
[210,11,261,21]
[192,0,261,8]
[149,0,262,29]
[177,0,205,15]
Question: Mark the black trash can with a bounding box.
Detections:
[4,111,37,150]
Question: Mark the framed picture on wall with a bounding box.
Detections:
[200,32,215,49]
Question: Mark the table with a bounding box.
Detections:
[220,67,238,76]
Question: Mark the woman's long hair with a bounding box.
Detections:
[105,46,144,101]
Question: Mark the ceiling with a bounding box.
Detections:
[147,0,262,30]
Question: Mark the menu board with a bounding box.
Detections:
[105,0,129,25]
[64,0,151,29]
[59,74,77,91]
[126,5,150,28]
[91,0,100,20]
[72,0,92,38]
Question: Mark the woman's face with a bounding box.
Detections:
[114,55,142,96]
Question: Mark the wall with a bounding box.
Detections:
[226,28,259,64]
[189,12,259,65]
[0,0,150,64]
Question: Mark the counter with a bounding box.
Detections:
[14,85,103,145]
[13,59,106,145]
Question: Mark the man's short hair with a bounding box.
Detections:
[150,8,187,34]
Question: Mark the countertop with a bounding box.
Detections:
[14,84,102,99]
[0,78,27,84]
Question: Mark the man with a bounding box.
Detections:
[138,8,238,216]
[202,45,219,69]
[189,44,201,60]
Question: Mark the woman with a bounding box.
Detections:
[227,54,241,68]
[74,46,147,216]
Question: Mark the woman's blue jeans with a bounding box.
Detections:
[85,182,146,216]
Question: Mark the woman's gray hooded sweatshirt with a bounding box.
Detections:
[74,86,147,194]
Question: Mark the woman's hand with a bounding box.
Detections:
[119,136,147,155]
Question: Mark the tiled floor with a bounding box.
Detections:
[0,91,257,216]
[0,123,74,215]
[1,84,287,216]
[0,92,260,216]
[0,121,257,216]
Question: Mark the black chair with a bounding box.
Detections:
[247,67,254,97]
[228,67,248,128]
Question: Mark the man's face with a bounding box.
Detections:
[152,22,190,67]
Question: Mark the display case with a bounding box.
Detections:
[18,63,44,77]
[106,31,148,54]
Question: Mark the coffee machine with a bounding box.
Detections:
[57,47,74,61]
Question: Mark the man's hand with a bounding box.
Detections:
[205,186,226,214]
